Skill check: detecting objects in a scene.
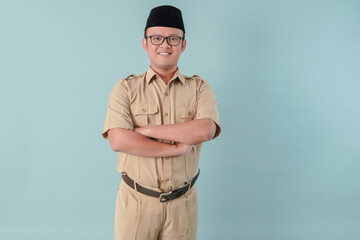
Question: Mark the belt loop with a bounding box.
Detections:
[134,181,138,191]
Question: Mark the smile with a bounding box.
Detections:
[158,52,172,55]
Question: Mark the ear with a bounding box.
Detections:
[181,39,187,53]
[142,38,148,51]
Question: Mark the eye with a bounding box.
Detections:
[152,36,162,41]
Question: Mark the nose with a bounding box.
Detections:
[160,37,171,47]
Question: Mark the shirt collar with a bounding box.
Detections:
[145,67,186,85]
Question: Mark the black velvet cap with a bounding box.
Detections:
[145,5,185,33]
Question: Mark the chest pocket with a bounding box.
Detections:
[132,104,159,127]
[176,106,195,124]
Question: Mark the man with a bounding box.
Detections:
[102,5,221,240]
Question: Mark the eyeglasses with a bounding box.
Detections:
[145,35,183,46]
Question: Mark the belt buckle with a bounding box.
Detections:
[159,191,172,202]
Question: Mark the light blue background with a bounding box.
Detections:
[1,0,360,239]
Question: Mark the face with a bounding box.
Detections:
[142,26,186,72]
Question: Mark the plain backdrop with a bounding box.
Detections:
[1,0,360,239]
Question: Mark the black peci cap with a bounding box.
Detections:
[145,5,185,33]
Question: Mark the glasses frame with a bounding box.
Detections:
[145,35,184,46]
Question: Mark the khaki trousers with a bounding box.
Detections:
[114,181,198,240]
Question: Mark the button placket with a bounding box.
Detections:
[162,85,171,190]
[163,86,170,125]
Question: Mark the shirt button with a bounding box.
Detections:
[142,109,146,112]
[164,113,168,117]
[164,178,170,182]
[165,91,169,96]
[188,112,192,116]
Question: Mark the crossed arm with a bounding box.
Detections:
[108,116,216,158]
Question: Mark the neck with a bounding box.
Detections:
[150,65,178,84]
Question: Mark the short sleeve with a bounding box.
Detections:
[102,80,134,139]
[196,80,221,139]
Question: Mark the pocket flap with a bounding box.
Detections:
[133,105,158,115]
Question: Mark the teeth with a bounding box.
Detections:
[159,52,171,55]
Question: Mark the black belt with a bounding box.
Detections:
[122,169,200,202]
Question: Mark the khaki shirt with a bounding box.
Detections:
[102,67,221,192]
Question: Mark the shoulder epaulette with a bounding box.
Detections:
[191,74,201,79]
[185,74,202,79]
[124,74,139,80]
[187,74,203,80]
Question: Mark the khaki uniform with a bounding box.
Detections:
[102,67,221,240]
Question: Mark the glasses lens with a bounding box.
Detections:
[168,37,181,46]
[151,36,164,45]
